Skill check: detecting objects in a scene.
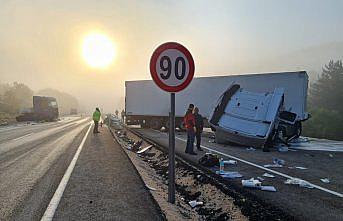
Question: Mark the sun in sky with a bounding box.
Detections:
[81,33,116,69]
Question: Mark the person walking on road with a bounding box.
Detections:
[194,107,204,151]
[93,107,101,133]
[184,104,197,155]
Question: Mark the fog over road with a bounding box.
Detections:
[0,117,90,220]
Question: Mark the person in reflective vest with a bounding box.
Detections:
[93,107,101,133]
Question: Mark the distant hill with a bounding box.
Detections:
[36,88,78,115]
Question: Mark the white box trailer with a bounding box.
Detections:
[125,71,309,130]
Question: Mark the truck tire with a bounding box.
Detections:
[294,121,302,139]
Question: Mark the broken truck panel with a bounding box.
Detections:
[209,84,285,147]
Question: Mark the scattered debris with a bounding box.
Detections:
[261,186,277,192]
[242,178,262,188]
[198,153,219,167]
[262,173,275,178]
[208,140,216,143]
[273,158,285,166]
[146,184,157,191]
[246,147,256,151]
[209,134,216,139]
[131,140,143,151]
[256,177,265,181]
[137,145,153,154]
[329,154,334,158]
[264,164,283,168]
[277,146,289,152]
[189,200,204,208]
[220,171,243,179]
[284,178,313,189]
[320,178,330,184]
[295,166,308,170]
[223,160,237,165]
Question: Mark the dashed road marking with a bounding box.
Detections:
[40,123,92,221]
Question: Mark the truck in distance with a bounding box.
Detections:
[16,96,59,122]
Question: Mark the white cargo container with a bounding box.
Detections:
[125,71,309,130]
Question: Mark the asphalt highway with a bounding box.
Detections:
[0,117,90,220]
[0,117,163,221]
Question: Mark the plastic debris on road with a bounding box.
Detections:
[261,186,277,192]
[257,177,265,181]
[277,146,289,152]
[189,200,203,208]
[295,166,308,170]
[284,178,313,189]
[273,158,285,165]
[320,178,330,184]
[137,145,153,154]
[220,171,243,179]
[262,173,275,178]
[246,147,256,151]
[242,178,262,188]
[264,158,285,168]
[224,160,237,165]
[264,164,283,168]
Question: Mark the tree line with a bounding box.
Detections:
[303,60,343,140]
[0,82,79,118]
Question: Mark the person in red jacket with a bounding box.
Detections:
[184,104,197,155]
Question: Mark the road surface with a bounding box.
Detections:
[0,117,163,221]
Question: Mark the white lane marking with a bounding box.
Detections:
[40,123,92,221]
[13,133,34,141]
[174,135,343,198]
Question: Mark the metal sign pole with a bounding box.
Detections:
[168,92,176,203]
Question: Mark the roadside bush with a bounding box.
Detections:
[302,108,343,140]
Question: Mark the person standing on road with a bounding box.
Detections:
[184,104,197,155]
[93,107,101,133]
[193,107,204,151]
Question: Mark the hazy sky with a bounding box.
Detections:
[1,0,343,113]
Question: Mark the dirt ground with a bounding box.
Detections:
[111,127,248,221]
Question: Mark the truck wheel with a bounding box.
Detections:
[150,120,162,130]
[294,122,302,138]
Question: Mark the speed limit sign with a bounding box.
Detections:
[150,42,195,92]
[149,42,195,204]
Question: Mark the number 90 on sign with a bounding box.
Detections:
[150,42,195,93]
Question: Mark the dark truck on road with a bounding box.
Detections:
[16,96,59,122]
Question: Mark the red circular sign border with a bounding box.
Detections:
[150,42,195,93]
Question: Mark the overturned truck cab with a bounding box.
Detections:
[209,83,308,148]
